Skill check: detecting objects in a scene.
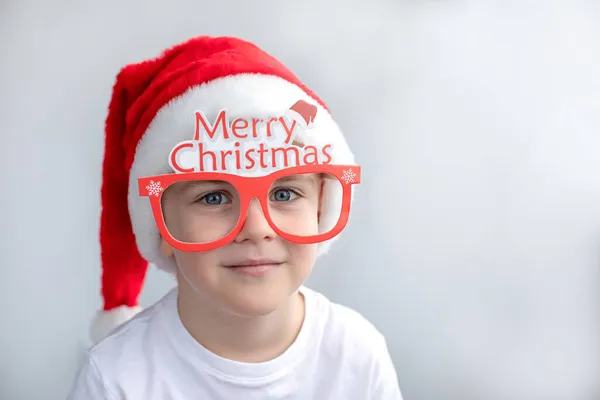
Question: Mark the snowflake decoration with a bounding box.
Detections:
[146,180,164,197]
[340,168,356,185]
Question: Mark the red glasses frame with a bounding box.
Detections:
[138,164,361,252]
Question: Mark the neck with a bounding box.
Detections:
[176,278,305,363]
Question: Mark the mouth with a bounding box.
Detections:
[223,259,283,277]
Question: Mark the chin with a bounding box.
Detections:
[221,283,297,318]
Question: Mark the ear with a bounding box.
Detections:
[317,176,325,223]
[159,235,175,257]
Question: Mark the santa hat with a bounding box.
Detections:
[92,36,356,343]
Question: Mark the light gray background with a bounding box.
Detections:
[1,1,599,399]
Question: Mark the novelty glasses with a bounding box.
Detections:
[138,164,361,252]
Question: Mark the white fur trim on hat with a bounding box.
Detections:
[128,74,356,272]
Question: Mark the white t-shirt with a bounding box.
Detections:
[67,286,403,400]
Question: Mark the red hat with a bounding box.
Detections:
[92,36,356,343]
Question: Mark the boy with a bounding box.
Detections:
[67,35,403,399]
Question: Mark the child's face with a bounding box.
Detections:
[159,173,322,316]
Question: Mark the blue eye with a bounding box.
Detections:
[271,188,299,202]
[200,192,230,205]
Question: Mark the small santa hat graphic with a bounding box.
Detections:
[282,100,318,146]
[92,36,357,343]
[285,99,318,129]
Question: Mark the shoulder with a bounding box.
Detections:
[303,286,389,365]
[66,350,115,400]
[305,286,385,342]
[90,294,167,366]
[69,290,175,396]
[303,286,404,398]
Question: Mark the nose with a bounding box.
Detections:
[234,198,276,243]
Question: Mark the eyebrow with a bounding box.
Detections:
[174,175,322,193]
[176,180,229,192]
[275,174,318,185]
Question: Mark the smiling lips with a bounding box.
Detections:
[224,259,283,277]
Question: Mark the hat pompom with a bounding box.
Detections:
[90,306,143,344]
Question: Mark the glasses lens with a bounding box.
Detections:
[267,172,342,237]
[160,179,240,244]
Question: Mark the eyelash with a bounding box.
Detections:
[269,187,302,201]
[193,187,303,205]
[195,191,233,205]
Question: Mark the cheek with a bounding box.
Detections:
[286,243,318,275]
[163,204,237,243]
[270,200,320,236]
[294,209,320,234]
[174,250,219,283]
